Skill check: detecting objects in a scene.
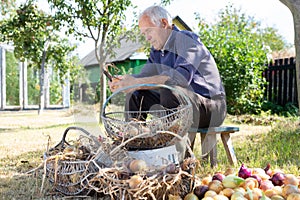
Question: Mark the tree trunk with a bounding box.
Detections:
[95,41,108,124]
[279,0,300,114]
[38,49,47,115]
[0,47,6,110]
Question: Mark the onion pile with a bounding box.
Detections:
[184,163,300,200]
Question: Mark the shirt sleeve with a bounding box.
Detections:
[162,31,208,88]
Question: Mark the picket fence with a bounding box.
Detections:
[264,57,298,106]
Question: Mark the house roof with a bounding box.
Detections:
[80,38,144,67]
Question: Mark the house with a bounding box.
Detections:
[80,38,147,84]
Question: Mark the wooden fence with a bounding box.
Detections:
[264,57,298,106]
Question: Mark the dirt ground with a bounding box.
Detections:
[0,109,272,160]
[0,108,107,159]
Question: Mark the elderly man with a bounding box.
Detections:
[109,5,226,157]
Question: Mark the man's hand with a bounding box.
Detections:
[108,75,136,93]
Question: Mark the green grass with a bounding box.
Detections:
[0,113,299,199]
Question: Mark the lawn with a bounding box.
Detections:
[0,109,299,199]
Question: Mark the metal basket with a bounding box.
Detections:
[101,84,193,149]
[43,126,112,196]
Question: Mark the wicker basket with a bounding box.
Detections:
[101,84,193,150]
[43,126,111,196]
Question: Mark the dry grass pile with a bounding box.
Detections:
[36,125,200,199]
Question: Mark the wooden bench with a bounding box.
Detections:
[190,126,239,167]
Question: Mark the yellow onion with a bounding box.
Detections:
[272,186,283,196]
[221,188,235,198]
[222,175,245,189]
[284,174,299,186]
[202,197,214,200]
[230,191,245,200]
[265,188,280,198]
[204,190,217,198]
[129,159,147,173]
[282,184,299,199]
[202,176,213,185]
[184,192,199,200]
[208,180,224,193]
[242,177,259,190]
[213,194,229,200]
[270,195,285,200]
[244,188,262,200]
[234,187,246,195]
[128,175,143,189]
[252,168,266,176]
[286,193,300,200]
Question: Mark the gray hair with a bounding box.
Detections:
[139,5,172,26]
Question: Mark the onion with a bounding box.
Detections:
[270,172,285,186]
[242,177,259,190]
[234,187,246,195]
[221,188,235,198]
[249,188,263,200]
[230,191,244,200]
[282,184,299,199]
[264,163,272,176]
[286,193,300,200]
[194,185,209,199]
[202,197,214,200]
[250,174,262,186]
[204,190,217,198]
[129,159,147,173]
[283,174,299,186]
[184,192,199,200]
[264,189,278,198]
[270,194,285,200]
[212,172,225,182]
[208,180,224,193]
[202,176,212,185]
[238,163,252,179]
[168,194,182,200]
[260,180,274,191]
[128,175,143,189]
[213,194,229,200]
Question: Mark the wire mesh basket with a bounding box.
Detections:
[101,84,193,150]
[43,126,112,196]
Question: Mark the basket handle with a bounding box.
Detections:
[52,126,100,150]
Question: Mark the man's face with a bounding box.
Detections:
[138,15,169,50]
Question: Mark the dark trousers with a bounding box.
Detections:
[125,88,180,121]
[125,86,227,129]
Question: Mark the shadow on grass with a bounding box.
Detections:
[0,150,47,199]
